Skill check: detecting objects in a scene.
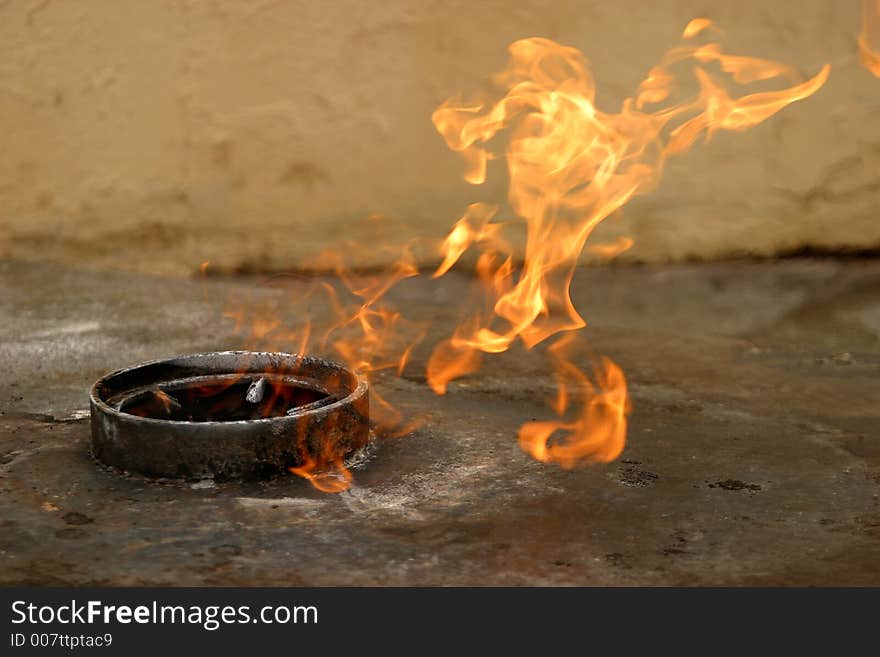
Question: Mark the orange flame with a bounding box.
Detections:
[228,19,829,490]
[682,18,714,40]
[289,452,353,494]
[519,335,629,467]
[225,236,428,490]
[860,0,880,76]
[586,236,634,260]
[428,21,829,466]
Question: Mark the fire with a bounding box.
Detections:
[289,451,353,495]
[314,242,428,432]
[860,0,880,76]
[586,236,634,260]
[427,19,828,467]
[228,18,829,491]
[224,234,428,489]
[518,335,629,467]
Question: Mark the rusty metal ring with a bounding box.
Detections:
[89,351,369,480]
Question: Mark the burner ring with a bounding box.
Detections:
[89,351,369,480]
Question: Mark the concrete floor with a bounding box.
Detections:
[0,257,878,585]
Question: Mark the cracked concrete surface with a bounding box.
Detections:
[0,258,878,585]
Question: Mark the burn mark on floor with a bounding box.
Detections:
[660,547,688,556]
[613,462,659,487]
[707,479,762,492]
[660,529,693,557]
[603,553,632,569]
[62,511,94,525]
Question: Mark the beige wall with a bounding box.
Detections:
[1,0,878,276]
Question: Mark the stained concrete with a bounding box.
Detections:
[0,257,878,585]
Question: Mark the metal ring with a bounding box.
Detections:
[89,351,369,480]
